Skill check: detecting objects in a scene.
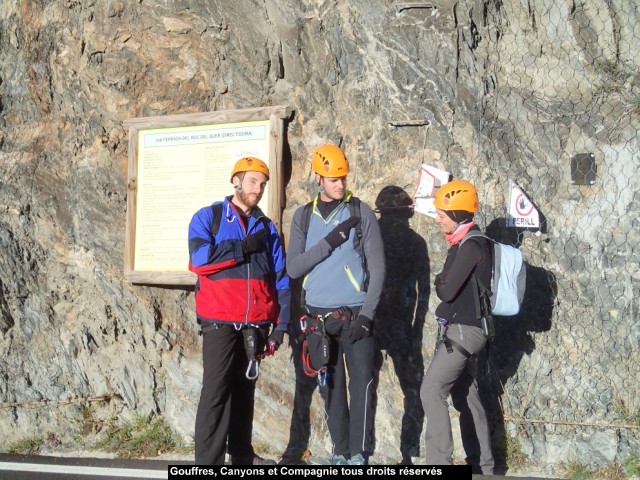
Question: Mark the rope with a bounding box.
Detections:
[0,393,119,409]
[503,415,640,430]
[2,392,637,430]
[447,408,639,430]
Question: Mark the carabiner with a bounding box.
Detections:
[318,368,327,386]
[246,359,259,380]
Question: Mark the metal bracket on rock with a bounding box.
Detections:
[388,119,432,128]
[395,2,435,13]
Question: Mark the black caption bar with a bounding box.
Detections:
[168,464,472,479]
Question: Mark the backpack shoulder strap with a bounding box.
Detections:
[300,197,360,242]
[297,201,315,312]
[461,229,490,245]
[348,196,364,257]
[257,214,271,235]
[348,197,369,291]
[211,202,223,236]
[461,229,493,318]
[300,201,314,237]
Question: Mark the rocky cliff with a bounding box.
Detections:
[1,0,638,474]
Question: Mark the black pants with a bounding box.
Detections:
[312,308,376,458]
[194,324,268,465]
[281,325,318,457]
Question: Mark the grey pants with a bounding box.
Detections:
[420,323,494,475]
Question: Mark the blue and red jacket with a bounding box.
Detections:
[188,196,290,330]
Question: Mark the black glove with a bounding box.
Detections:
[242,230,267,255]
[324,217,360,249]
[266,328,286,355]
[268,329,285,347]
[349,315,373,343]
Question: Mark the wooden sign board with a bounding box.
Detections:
[123,106,292,286]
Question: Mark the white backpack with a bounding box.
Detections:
[461,231,526,316]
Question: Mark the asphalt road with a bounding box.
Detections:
[0,454,189,480]
[0,454,558,480]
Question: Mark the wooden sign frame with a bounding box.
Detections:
[123,106,292,286]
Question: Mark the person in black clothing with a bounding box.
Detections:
[419,180,494,475]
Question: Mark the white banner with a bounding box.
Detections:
[507,179,539,228]
[413,164,450,218]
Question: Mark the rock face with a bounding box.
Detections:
[0,0,638,473]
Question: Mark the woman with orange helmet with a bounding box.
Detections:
[420,179,495,474]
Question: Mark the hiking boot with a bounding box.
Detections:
[348,453,367,465]
[231,454,277,465]
[307,454,348,465]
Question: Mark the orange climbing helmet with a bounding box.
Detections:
[311,145,350,177]
[230,157,270,182]
[434,180,478,213]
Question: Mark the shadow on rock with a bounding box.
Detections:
[478,218,556,474]
[373,186,430,464]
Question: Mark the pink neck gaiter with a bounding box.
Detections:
[445,221,476,246]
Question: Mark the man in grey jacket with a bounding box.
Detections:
[286,144,385,466]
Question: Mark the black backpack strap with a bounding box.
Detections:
[471,274,492,319]
[348,197,368,289]
[300,201,313,236]
[349,197,364,257]
[253,208,274,270]
[462,232,493,320]
[470,275,483,320]
[258,216,271,236]
[297,201,314,311]
[210,203,223,236]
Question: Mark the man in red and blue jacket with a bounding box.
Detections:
[189,157,291,466]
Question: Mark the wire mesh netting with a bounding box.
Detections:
[461,0,639,467]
